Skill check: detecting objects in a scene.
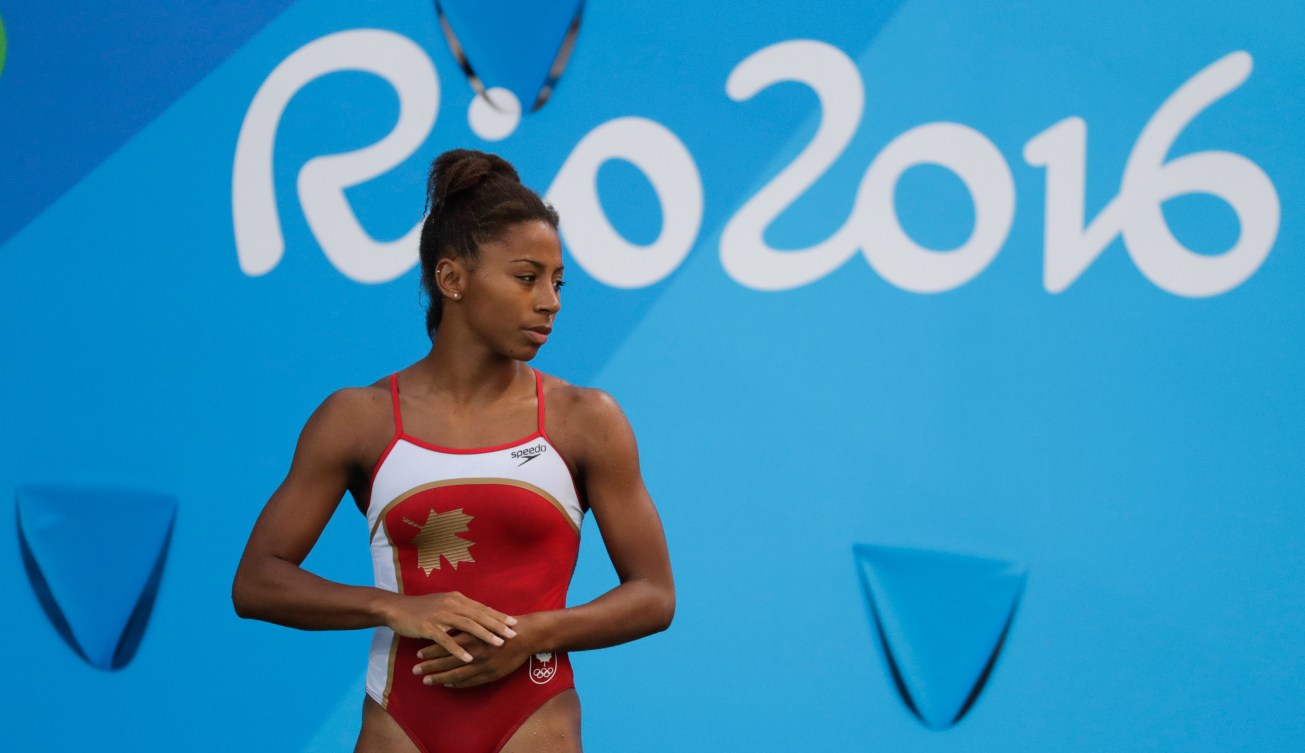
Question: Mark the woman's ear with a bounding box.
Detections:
[435,257,465,301]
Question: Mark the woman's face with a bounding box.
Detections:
[457,219,565,361]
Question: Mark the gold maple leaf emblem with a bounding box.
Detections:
[402,508,475,575]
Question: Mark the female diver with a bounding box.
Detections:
[232,149,675,753]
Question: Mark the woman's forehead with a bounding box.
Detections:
[483,220,563,265]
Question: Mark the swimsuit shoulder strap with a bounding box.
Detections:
[388,373,404,436]
[533,368,547,439]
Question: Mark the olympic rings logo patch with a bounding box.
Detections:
[529,652,557,684]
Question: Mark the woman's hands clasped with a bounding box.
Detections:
[383,591,519,664]
[411,612,548,688]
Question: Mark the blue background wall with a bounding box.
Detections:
[2,1,1302,749]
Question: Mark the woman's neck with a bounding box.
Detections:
[413,332,527,405]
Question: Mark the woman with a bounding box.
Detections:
[232,149,675,753]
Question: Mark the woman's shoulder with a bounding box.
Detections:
[539,371,621,415]
[301,378,394,437]
[537,371,633,443]
[321,378,391,414]
[537,371,642,483]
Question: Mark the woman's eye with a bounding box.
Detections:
[553,280,566,291]
[517,274,536,283]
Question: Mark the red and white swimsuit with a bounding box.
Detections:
[365,370,583,753]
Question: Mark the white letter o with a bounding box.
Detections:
[546,117,703,289]
[855,122,1015,293]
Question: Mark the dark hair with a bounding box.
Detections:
[418,149,560,339]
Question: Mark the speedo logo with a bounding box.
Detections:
[511,444,548,466]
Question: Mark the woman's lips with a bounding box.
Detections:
[524,326,551,344]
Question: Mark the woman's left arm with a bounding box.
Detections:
[534,387,676,646]
[416,387,674,687]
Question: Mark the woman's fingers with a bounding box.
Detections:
[417,643,453,661]
[463,603,518,640]
[425,629,475,663]
[488,616,519,640]
[423,662,490,687]
[412,655,466,676]
[393,592,519,660]
[441,593,518,640]
[445,614,510,648]
[416,633,474,661]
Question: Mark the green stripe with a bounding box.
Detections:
[0,13,7,78]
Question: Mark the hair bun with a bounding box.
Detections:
[427,149,521,210]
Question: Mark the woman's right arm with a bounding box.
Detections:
[231,388,517,660]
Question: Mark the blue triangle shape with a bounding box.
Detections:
[16,486,177,671]
[436,0,585,109]
[854,544,1026,729]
